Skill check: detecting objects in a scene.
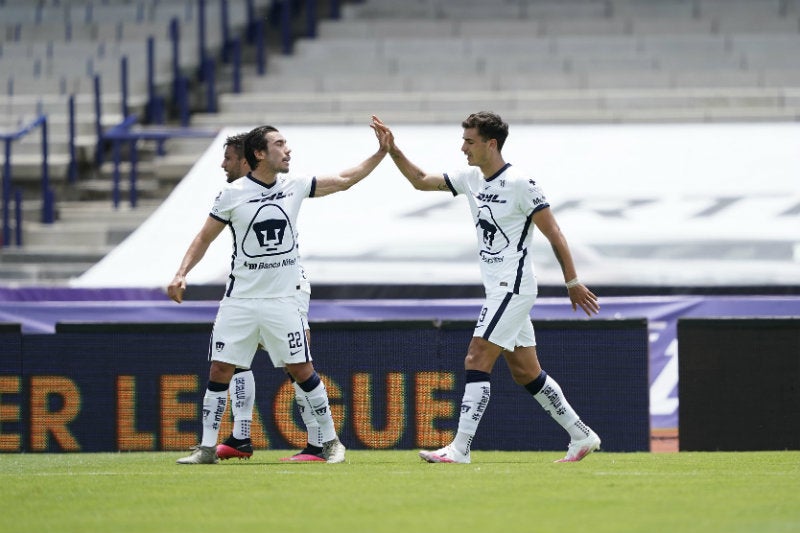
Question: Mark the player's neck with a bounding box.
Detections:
[480,156,507,179]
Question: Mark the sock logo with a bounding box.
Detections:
[314,406,328,416]
[541,385,567,417]
[472,386,491,421]
[211,397,226,430]
[233,377,246,401]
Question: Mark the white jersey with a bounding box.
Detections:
[210,173,315,298]
[444,163,549,296]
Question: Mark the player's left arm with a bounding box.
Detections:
[532,207,600,316]
[313,122,390,197]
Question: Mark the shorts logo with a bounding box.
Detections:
[215,341,225,352]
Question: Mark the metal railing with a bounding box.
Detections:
[1,115,54,247]
[1,0,353,245]
[101,115,217,209]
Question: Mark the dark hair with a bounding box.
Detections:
[223,132,248,159]
[462,111,509,151]
[243,125,279,170]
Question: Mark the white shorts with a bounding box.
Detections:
[473,292,537,352]
[297,288,310,323]
[298,265,310,324]
[209,296,311,369]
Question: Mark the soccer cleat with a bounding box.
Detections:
[555,430,601,463]
[216,437,253,460]
[419,444,471,464]
[280,444,326,462]
[176,445,218,465]
[322,438,347,463]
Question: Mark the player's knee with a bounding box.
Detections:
[286,361,314,384]
[464,339,501,371]
[209,361,235,383]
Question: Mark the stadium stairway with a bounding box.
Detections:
[0,123,223,285]
[0,0,272,286]
[0,198,162,285]
[192,0,800,126]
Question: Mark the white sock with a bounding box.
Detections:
[568,419,592,442]
[201,387,228,447]
[231,370,255,440]
[453,381,491,455]
[293,382,323,447]
[533,375,583,440]
[302,380,337,443]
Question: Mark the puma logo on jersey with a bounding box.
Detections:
[253,219,287,247]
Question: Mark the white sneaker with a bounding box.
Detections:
[176,445,218,465]
[555,430,601,463]
[322,438,347,463]
[419,444,471,464]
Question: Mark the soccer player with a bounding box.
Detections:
[215,133,325,462]
[371,113,602,463]
[169,122,389,464]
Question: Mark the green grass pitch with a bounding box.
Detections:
[2,450,798,533]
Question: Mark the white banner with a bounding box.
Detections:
[73,122,800,288]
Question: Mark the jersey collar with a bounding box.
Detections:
[247,172,278,188]
[484,162,511,183]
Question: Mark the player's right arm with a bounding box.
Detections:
[371,115,449,192]
[167,216,226,303]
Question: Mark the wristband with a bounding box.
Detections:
[565,278,580,289]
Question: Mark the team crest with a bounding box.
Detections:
[242,203,296,257]
[475,206,510,254]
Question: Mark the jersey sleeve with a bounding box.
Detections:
[303,174,316,198]
[521,177,550,216]
[444,169,467,197]
[209,188,232,223]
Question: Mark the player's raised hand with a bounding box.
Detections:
[371,118,391,154]
[371,115,396,153]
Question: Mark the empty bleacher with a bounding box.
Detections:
[193,0,800,127]
[1,0,800,285]
[0,0,273,284]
